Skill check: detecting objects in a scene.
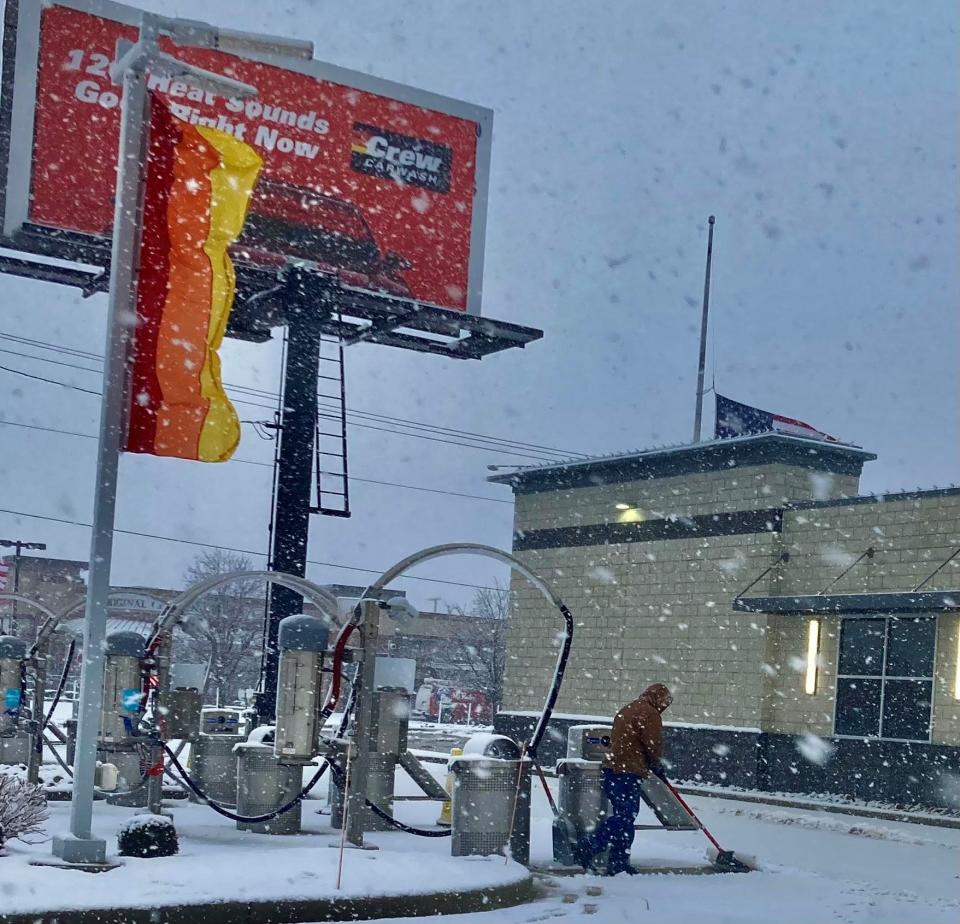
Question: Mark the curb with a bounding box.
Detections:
[0,873,535,924]
[413,751,960,830]
[673,785,960,830]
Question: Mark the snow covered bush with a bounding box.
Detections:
[117,813,179,858]
[0,770,48,852]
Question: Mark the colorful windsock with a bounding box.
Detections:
[125,94,262,463]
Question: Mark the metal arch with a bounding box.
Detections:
[363,542,566,611]
[356,542,574,755]
[0,592,58,624]
[148,569,340,647]
[0,592,75,656]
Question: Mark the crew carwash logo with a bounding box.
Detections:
[351,123,452,193]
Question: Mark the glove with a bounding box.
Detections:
[650,763,668,781]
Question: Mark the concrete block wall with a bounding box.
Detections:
[503,530,779,729]
[779,492,960,595]
[761,613,840,736]
[933,613,960,745]
[513,464,860,533]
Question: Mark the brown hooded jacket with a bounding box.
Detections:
[601,683,673,777]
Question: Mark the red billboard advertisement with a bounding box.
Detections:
[0,0,492,313]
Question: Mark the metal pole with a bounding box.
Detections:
[692,215,716,443]
[51,22,155,865]
[11,541,21,636]
[261,278,327,718]
[346,599,379,847]
[0,539,45,634]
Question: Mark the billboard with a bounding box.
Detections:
[0,0,492,313]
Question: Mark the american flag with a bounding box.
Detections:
[0,559,9,591]
[715,393,838,443]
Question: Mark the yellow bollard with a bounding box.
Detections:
[436,746,462,826]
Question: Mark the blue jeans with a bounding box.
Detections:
[586,768,643,873]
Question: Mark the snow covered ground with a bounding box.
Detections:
[390,779,960,924]
[1,755,958,922]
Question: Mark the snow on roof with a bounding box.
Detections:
[488,432,875,484]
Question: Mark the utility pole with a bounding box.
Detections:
[692,215,716,444]
[0,539,46,635]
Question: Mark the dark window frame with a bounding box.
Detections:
[834,614,936,743]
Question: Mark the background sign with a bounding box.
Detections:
[1,0,492,313]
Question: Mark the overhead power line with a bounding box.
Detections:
[0,331,587,460]
[0,360,554,461]
[0,419,513,505]
[0,505,505,593]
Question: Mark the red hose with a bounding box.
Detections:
[319,622,357,717]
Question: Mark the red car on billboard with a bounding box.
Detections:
[237,180,413,298]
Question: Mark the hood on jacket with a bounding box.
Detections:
[641,683,673,713]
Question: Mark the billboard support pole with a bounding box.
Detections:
[51,17,157,866]
[260,271,330,718]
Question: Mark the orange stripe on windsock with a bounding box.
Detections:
[126,96,262,463]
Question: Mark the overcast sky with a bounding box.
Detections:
[1,0,957,610]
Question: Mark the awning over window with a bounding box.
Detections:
[732,591,959,615]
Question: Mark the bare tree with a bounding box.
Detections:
[176,550,265,705]
[445,582,509,713]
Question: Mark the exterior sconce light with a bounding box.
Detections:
[804,619,820,695]
[954,623,960,701]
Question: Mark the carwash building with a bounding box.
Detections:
[490,434,960,809]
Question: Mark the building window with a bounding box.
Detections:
[835,616,935,742]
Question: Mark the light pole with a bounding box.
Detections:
[0,539,47,635]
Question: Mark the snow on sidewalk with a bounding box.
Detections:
[0,794,526,917]
[381,783,960,924]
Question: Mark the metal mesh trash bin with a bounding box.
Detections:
[450,756,530,865]
[190,734,244,807]
[235,743,302,835]
[557,759,610,837]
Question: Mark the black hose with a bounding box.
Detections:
[40,639,76,739]
[162,740,330,825]
[528,601,574,757]
[323,753,451,838]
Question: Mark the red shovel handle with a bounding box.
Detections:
[659,774,725,855]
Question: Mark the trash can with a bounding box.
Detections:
[450,756,531,865]
[235,743,302,835]
[553,758,610,863]
[190,734,244,807]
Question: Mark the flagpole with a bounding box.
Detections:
[51,16,158,867]
[50,14,261,867]
[692,215,716,443]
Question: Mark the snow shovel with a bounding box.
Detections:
[656,774,756,873]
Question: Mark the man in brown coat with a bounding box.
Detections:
[578,683,673,875]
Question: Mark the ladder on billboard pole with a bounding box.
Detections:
[313,324,351,518]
